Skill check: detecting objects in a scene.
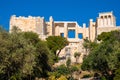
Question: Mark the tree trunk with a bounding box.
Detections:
[76,56,78,63]
[8,71,10,80]
[56,49,62,57]
[76,58,77,63]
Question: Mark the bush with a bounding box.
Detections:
[48,75,56,80]
[71,66,79,72]
[114,68,120,80]
[66,57,71,68]
[57,75,67,80]
[48,65,70,78]
[82,74,92,78]
[101,76,106,80]
[56,64,70,76]
[67,76,74,80]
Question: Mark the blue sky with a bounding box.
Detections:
[0,0,120,31]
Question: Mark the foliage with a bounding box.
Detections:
[81,30,120,80]
[83,39,90,50]
[48,75,56,80]
[101,76,107,80]
[57,75,67,80]
[97,32,113,42]
[22,31,40,45]
[70,66,79,73]
[74,52,80,58]
[83,39,98,55]
[114,68,120,80]
[48,75,67,80]
[82,74,92,78]
[74,52,81,63]
[0,27,51,80]
[33,41,51,78]
[48,64,70,78]
[56,65,70,76]
[46,36,69,56]
[97,30,120,42]
[66,57,71,68]
[49,63,81,80]
[11,26,21,33]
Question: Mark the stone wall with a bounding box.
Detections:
[9,11,120,63]
[10,15,46,40]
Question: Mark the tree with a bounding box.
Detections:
[7,30,36,80]
[0,27,10,80]
[46,36,69,57]
[97,32,113,42]
[22,31,40,45]
[114,68,120,80]
[74,52,81,63]
[83,39,98,56]
[66,57,71,68]
[81,30,120,80]
[55,64,70,78]
[83,39,90,55]
[10,26,21,33]
[33,41,51,78]
[0,26,51,80]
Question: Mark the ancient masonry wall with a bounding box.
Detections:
[9,12,120,63]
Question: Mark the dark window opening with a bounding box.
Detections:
[78,33,83,39]
[60,33,64,37]
[68,29,75,38]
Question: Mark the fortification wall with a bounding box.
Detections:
[97,27,120,35]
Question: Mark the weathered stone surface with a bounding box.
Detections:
[10,11,120,63]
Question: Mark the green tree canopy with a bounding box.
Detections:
[0,27,51,80]
[83,39,98,55]
[81,30,120,80]
[74,52,81,63]
[46,36,69,56]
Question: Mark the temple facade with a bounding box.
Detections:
[10,12,120,63]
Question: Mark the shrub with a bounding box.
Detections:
[71,66,79,72]
[82,74,92,78]
[114,68,120,80]
[101,76,106,80]
[57,75,67,80]
[66,57,71,68]
[48,75,56,80]
[56,64,70,76]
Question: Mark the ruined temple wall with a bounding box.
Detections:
[10,15,36,32]
[97,27,120,35]
[10,15,47,40]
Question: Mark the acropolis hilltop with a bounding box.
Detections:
[10,11,120,63]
